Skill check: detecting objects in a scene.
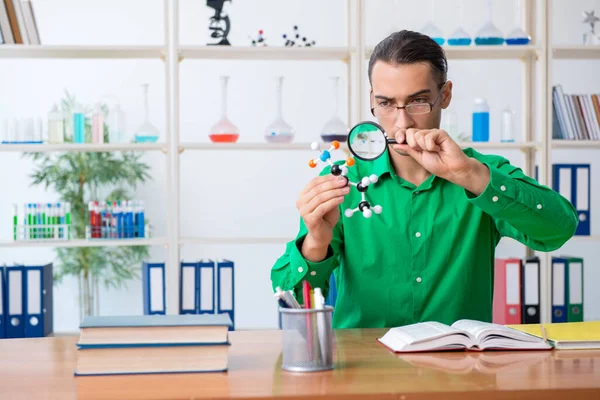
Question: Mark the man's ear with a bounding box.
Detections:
[441,80,453,109]
[369,88,375,116]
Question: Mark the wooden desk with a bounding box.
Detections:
[1,329,599,400]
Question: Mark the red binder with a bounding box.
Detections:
[492,258,522,325]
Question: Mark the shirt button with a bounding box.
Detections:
[415,232,422,238]
[414,191,420,195]
[416,277,422,283]
[492,196,499,202]
[537,204,542,210]
[297,267,304,273]
[310,271,317,276]
[500,185,506,192]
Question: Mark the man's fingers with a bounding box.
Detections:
[299,174,336,197]
[303,186,350,215]
[304,176,347,203]
[312,196,345,219]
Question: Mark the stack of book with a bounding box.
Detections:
[74,314,232,376]
[553,85,600,140]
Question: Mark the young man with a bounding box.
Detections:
[270,30,578,329]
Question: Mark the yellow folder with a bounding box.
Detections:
[507,321,600,350]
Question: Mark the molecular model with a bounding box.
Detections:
[308,141,382,219]
[249,29,268,47]
[283,25,316,47]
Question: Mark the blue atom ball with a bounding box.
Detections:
[320,150,331,162]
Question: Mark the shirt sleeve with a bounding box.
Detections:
[270,216,344,303]
[465,152,578,252]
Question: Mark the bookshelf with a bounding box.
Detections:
[0,0,598,324]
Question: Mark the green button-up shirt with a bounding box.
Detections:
[270,148,578,329]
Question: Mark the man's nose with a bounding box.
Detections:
[395,108,415,130]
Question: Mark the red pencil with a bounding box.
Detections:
[302,280,314,361]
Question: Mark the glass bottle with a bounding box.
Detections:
[501,106,516,142]
[92,103,104,144]
[420,0,445,45]
[73,106,86,144]
[475,0,504,45]
[265,76,294,143]
[472,98,490,142]
[506,0,531,45]
[107,100,127,143]
[320,76,348,142]
[209,75,240,143]
[448,0,472,46]
[48,104,64,144]
[134,83,160,143]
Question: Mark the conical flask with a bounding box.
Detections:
[134,83,160,143]
[448,0,472,46]
[209,76,240,143]
[320,76,348,143]
[506,0,531,45]
[420,0,445,45]
[265,76,295,143]
[475,0,504,45]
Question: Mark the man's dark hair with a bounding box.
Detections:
[368,30,448,87]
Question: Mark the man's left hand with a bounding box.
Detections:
[392,128,490,195]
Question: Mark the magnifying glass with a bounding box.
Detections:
[347,121,398,161]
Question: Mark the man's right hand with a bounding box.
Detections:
[296,174,350,262]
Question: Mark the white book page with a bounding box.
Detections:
[389,322,465,345]
[451,320,516,341]
[451,320,549,349]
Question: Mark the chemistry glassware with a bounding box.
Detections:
[320,76,348,143]
[475,0,504,45]
[265,76,295,143]
[134,83,160,143]
[209,75,240,143]
[506,0,531,45]
[448,0,472,46]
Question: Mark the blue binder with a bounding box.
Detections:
[5,265,25,338]
[0,266,5,339]
[142,262,166,315]
[551,257,568,323]
[23,263,53,337]
[198,260,215,315]
[180,261,199,314]
[217,260,234,331]
[552,164,591,235]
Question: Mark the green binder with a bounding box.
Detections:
[565,256,584,322]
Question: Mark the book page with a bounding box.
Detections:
[390,322,465,345]
[451,320,514,341]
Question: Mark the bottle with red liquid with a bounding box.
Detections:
[209,75,240,143]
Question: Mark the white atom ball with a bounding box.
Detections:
[344,209,354,218]
[311,142,319,151]
[363,208,373,218]
[361,176,370,187]
[370,174,378,183]
[373,205,383,214]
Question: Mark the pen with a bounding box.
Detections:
[541,324,548,343]
[314,287,327,364]
[302,281,314,361]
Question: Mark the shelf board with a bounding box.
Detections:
[0,237,169,248]
[458,141,539,150]
[180,142,319,151]
[552,140,600,149]
[180,237,291,245]
[180,142,536,151]
[366,45,541,60]
[552,45,600,59]
[0,45,163,59]
[179,46,353,61]
[0,143,167,153]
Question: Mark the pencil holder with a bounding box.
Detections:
[279,306,334,372]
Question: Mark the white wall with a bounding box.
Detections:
[1,0,599,333]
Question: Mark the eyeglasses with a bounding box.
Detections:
[371,82,447,118]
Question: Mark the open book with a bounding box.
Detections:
[378,320,552,353]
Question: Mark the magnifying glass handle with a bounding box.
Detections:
[386,138,398,145]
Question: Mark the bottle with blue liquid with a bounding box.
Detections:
[421,0,445,45]
[448,0,472,46]
[475,0,504,45]
[505,0,531,45]
[472,98,490,142]
[73,106,86,144]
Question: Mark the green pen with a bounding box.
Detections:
[13,204,18,240]
[65,202,71,239]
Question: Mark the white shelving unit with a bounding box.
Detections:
[0,238,168,248]
[1,0,598,323]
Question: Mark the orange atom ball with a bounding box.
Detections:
[332,141,340,149]
[308,160,317,168]
[346,158,355,167]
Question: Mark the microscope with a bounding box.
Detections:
[207,0,232,46]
